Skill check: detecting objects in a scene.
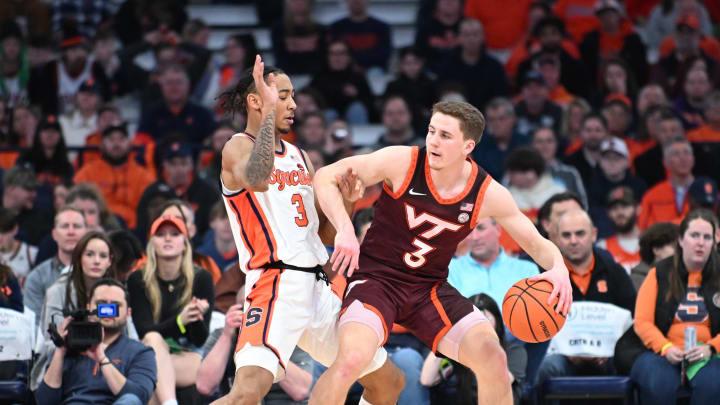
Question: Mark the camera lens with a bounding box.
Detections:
[333,128,349,140]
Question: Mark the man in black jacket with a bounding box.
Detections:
[536,209,636,384]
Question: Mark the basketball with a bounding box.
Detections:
[502,278,566,343]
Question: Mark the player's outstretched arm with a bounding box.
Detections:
[313,146,412,276]
[221,55,278,192]
[477,180,573,315]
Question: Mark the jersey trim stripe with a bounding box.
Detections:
[262,269,286,370]
[470,175,493,228]
[383,146,419,199]
[275,141,287,157]
[430,282,452,353]
[227,197,255,269]
[293,144,309,169]
[246,193,278,263]
[425,156,478,204]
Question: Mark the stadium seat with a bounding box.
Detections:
[541,376,634,405]
[0,360,31,404]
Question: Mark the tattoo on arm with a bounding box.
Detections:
[246,111,276,185]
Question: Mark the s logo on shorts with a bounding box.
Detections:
[245,307,264,327]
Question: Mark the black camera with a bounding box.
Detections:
[48,303,117,353]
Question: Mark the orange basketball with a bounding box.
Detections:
[502,278,566,343]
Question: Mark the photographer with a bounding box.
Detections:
[33,231,123,390]
[36,278,157,405]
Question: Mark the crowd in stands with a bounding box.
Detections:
[0,0,719,404]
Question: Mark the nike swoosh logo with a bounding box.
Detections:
[409,188,426,196]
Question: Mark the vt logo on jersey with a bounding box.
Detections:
[269,165,311,191]
[676,287,708,323]
[403,203,462,268]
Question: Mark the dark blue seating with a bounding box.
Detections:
[0,360,30,404]
[541,376,634,405]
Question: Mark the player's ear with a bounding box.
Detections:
[246,92,262,111]
[463,138,476,155]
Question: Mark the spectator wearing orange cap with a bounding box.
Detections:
[645,1,715,55]
[579,0,648,90]
[651,14,720,92]
[28,24,109,115]
[637,136,694,230]
[73,123,156,229]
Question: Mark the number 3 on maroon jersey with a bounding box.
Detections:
[403,204,462,269]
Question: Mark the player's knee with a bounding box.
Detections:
[469,340,508,379]
[228,387,265,405]
[337,349,374,380]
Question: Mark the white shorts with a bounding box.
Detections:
[233,268,388,382]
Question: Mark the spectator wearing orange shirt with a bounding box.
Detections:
[597,187,641,274]
[630,209,720,405]
[638,136,695,230]
[73,123,155,229]
[515,17,588,99]
[634,108,685,187]
[552,0,599,44]
[534,51,576,107]
[463,0,531,54]
[688,90,720,143]
[651,15,719,94]
[579,0,648,90]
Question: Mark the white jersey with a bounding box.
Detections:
[221,133,328,273]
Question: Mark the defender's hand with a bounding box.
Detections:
[252,55,278,110]
[331,228,360,277]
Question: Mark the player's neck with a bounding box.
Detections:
[429,159,470,195]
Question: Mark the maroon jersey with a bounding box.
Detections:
[359,146,491,281]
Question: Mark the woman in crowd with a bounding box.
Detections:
[631,209,720,404]
[531,127,588,209]
[421,293,527,405]
[40,231,117,338]
[559,98,591,156]
[0,262,22,312]
[17,115,73,186]
[594,57,638,110]
[127,215,214,405]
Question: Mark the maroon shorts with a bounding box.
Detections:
[341,257,475,353]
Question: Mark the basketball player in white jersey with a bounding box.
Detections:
[211,56,404,405]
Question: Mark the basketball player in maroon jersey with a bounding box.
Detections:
[309,101,573,405]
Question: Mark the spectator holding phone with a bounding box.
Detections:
[36,278,157,405]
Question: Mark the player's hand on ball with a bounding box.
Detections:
[252,54,278,110]
[331,229,360,277]
[529,262,573,315]
[336,167,364,203]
